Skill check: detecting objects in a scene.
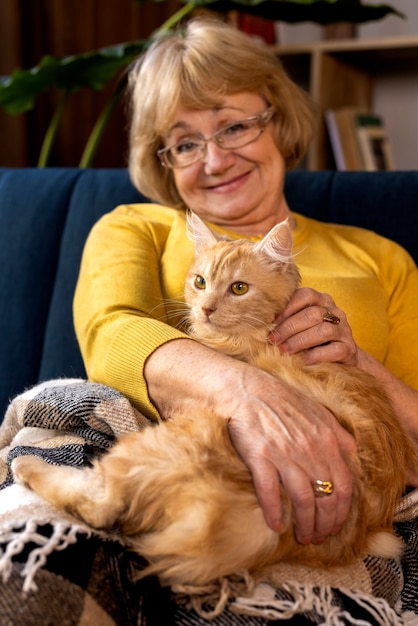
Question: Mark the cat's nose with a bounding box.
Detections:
[202,306,216,319]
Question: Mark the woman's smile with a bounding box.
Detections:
[206,169,252,194]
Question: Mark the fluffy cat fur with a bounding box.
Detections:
[12,213,415,588]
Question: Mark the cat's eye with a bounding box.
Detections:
[230,282,249,295]
[194,275,206,290]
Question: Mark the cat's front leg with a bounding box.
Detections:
[11,456,120,529]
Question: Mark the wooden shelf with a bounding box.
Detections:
[271,36,418,169]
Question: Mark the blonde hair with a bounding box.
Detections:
[127,17,315,208]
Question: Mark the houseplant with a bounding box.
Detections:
[0,0,402,166]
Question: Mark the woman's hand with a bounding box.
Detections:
[145,338,356,546]
[269,287,358,366]
[224,365,356,545]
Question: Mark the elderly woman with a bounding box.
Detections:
[0,14,412,626]
[64,15,418,624]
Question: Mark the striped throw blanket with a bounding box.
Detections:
[1,379,418,626]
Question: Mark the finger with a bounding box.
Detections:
[311,468,352,541]
[280,318,340,354]
[276,287,335,322]
[281,465,339,544]
[275,308,344,352]
[279,465,315,544]
[291,423,354,542]
[271,303,343,347]
[323,429,356,536]
[280,312,357,365]
[328,460,354,536]
[312,489,338,543]
[249,460,284,533]
[302,341,354,365]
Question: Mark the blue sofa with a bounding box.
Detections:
[0,167,417,422]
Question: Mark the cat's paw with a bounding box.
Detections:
[11,455,48,490]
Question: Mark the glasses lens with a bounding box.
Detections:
[216,118,262,150]
[169,140,203,167]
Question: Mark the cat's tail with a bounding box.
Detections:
[366,530,404,559]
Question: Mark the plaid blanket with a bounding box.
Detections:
[1,379,418,626]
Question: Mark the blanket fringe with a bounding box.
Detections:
[173,571,254,619]
[0,519,90,592]
[173,574,405,624]
[229,581,406,625]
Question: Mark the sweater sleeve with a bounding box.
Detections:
[376,235,418,391]
[73,204,192,421]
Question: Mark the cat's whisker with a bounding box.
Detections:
[146,300,172,318]
[229,315,273,340]
[147,298,189,320]
[163,307,190,320]
[175,314,193,332]
[146,297,192,332]
[291,244,307,260]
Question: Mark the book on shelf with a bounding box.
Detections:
[325,107,363,170]
[355,113,395,171]
[325,107,395,171]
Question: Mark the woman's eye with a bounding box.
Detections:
[194,275,206,290]
[224,122,246,136]
[230,281,248,295]
[174,140,200,155]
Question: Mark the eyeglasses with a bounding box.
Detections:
[157,107,275,169]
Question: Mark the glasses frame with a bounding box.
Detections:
[157,106,275,169]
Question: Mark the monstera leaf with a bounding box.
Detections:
[0,42,147,115]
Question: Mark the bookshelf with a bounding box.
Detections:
[271,36,418,170]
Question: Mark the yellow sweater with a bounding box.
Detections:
[73,204,418,420]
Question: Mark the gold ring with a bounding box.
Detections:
[323,310,340,325]
[312,479,334,497]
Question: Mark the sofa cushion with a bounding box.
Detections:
[285,170,418,263]
[0,168,143,418]
[38,169,145,383]
[0,168,80,411]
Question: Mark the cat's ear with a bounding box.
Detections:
[254,219,293,269]
[186,211,221,255]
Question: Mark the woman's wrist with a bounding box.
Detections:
[144,337,251,419]
[357,347,418,441]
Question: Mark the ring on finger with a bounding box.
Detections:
[323,310,340,325]
[312,479,334,497]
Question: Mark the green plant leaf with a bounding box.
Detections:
[178,0,404,24]
[0,41,147,114]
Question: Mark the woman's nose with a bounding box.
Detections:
[203,141,235,174]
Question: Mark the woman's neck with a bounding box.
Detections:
[211,200,293,238]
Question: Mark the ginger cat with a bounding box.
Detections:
[12,214,415,589]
